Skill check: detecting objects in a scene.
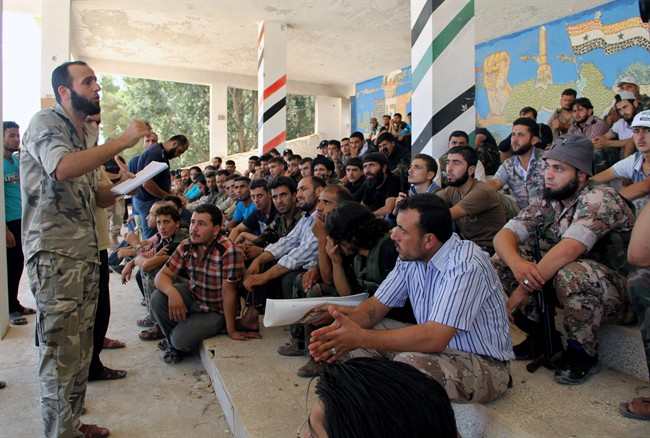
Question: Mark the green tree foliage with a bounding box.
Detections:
[227,87,315,154]
[98,75,210,169]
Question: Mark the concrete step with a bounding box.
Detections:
[201,324,649,438]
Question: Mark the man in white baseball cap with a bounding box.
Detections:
[618,76,650,111]
[592,110,650,214]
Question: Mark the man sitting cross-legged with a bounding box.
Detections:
[309,194,514,403]
[121,203,188,341]
[151,204,260,364]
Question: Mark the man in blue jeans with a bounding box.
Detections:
[132,135,189,238]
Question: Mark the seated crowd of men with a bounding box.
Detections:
[107,80,650,422]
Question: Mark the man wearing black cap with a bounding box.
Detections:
[317,140,329,157]
[492,135,636,385]
[358,152,401,216]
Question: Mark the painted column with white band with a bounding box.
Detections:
[257,21,287,154]
[410,0,476,159]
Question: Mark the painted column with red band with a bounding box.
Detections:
[257,21,287,154]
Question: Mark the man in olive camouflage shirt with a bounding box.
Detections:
[21,61,148,438]
[492,135,635,386]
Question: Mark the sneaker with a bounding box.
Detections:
[277,338,305,357]
[554,346,601,385]
[297,357,323,378]
[9,312,27,326]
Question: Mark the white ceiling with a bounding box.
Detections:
[6,0,615,87]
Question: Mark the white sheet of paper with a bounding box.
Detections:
[263,293,368,327]
[110,161,169,195]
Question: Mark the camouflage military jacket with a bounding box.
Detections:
[20,103,100,263]
[504,183,635,270]
[253,207,304,248]
[493,148,546,209]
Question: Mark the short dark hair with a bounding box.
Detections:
[448,130,469,142]
[216,169,230,177]
[51,61,88,104]
[212,156,222,163]
[376,132,396,145]
[269,147,280,157]
[447,145,478,168]
[398,193,453,243]
[249,178,269,192]
[260,153,272,162]
[249,155,259,162]
[413,153,438,176]
[519,106,538,119]
[326,202,389,250]
[562,88,578,98]
[350,131,365,141]
[193,203,223,227]
[316,358,457,438]
[154,205,180,223]
[162,195,183,210]
[189,166,202,174]
[313,155,335,173]
[205,170,217,178]
[513,117,539,137]
[193,174,206,185]
[394,113,402,119]
[168,134,189,148]
[299,157,313,166]
[204,165,216,172]
[345,157,363,170]
[225,174,239,182]
[328,140,341,150]
[341,137,350,143]
[268,176,297,193]
[571,97,593,110]
[234,176,251,185]
[268,156,287,169]
[323,184,352,204]
[3,121,19,133]
[289,154,302,161]
[225,159,236,166]
[307,175,327,189]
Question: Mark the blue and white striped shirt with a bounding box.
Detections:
[264,212,319,271]
[375,234,514,362]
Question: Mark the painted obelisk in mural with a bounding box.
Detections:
[535,26,553,88]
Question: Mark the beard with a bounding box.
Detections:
[512,141,533,156]
[70,89,100,115]
[623,109,637,124]
[446,169,470,187]
[165,146,180,160]
[366,169,385,188]
[543,174,580,201]
[300,199,316,212]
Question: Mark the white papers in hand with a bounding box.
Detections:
[263,293,368,327]
[110,161,169,195]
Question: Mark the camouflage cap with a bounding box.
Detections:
[544,135,594,176]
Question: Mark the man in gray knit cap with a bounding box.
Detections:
[492,135,636,385]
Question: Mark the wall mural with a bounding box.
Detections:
[352,67,412,135]
[475,0,649,143]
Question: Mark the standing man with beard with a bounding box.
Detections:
[488,118,547,209]
[21,61,150,438]
[492,135,636,385]
[435,146,506,253]
[133,134,189,239]
[359,152,401,217]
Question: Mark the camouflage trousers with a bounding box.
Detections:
[593,147,621,175]
[289,273,338,350]
[349,319,511,403]
[492,249,634,356]
[628,267,650,380]
[27,251,99,438]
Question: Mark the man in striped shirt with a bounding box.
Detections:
[309,193,514,403]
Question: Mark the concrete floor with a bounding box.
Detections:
[0,271,232,438]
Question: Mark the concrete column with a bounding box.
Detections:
[41,0,71,108]
[257,21,287,153]
[315,96,342,141]
[410,0,475,159]
[210,83,228,159]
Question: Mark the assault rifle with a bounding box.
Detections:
[526,228,557,373]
